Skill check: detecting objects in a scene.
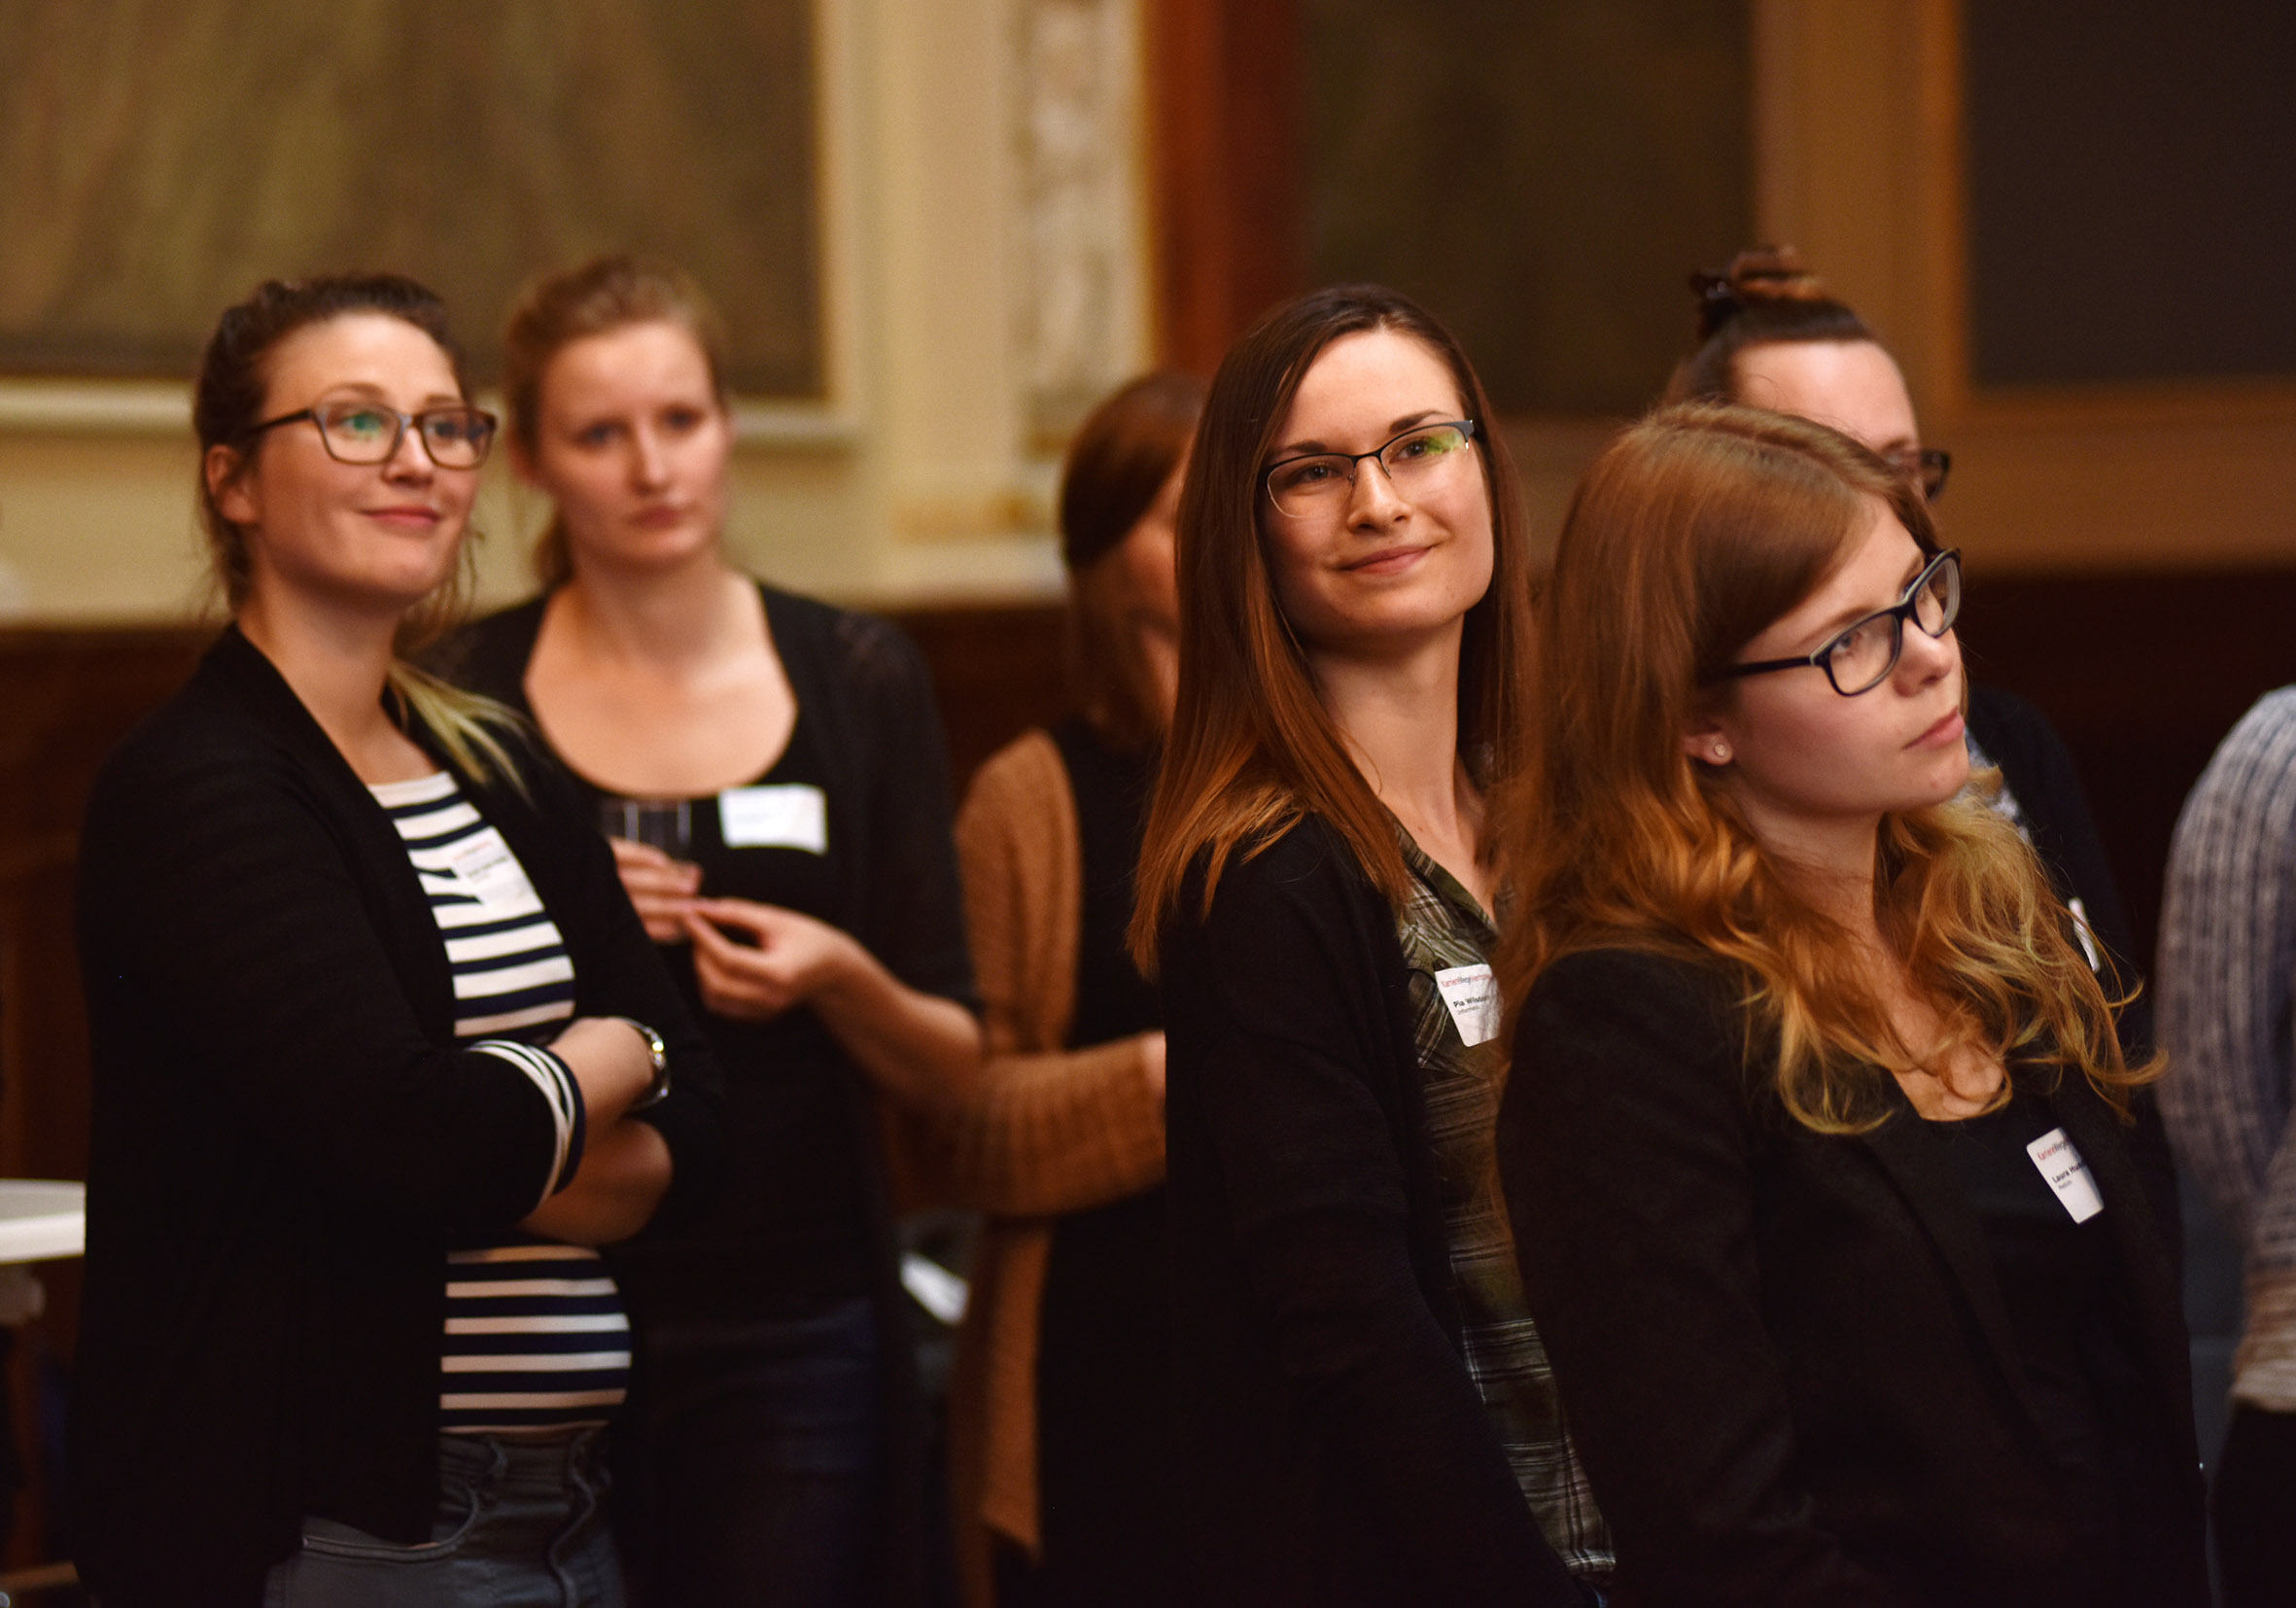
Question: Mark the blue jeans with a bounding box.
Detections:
[622,1297,885,1608]
[263,1429,622,1606]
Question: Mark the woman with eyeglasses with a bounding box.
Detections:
[432,256,980,1608]
[1494,403,2207,1606]
[1670,249,2146,1042]
[1129,285,1610,1606]
[70,274,723,1605]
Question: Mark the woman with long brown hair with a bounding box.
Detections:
[1130,285,1608,1605]
[937,370,1200,1608]
[1495,402,2206,1605]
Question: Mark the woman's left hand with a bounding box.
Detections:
[683,897,861,1020]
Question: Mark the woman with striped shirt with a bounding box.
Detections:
[70,274,723,1607]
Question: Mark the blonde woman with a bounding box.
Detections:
[436,256,979,1607]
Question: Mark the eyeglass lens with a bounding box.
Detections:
[1824,554,1961,694]
[1267,423,1473,517]
[316,402,494,468]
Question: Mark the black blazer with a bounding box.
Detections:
[70,628,723,1606]
[1499,947,2207,1607]
[1966,684,2148,1055]
[1158,818,1583,1607]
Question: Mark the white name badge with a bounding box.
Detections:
[718,784,828,855]
[2027,1127,2105,1223]
[2066,896,2103,972]
[446,829,538,912]
[1434,963,1501,1048]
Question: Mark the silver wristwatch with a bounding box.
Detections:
[612,1017,672,1110]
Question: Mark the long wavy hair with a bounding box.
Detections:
[1496,402,2150,1133]
[195,272,520,787]
[1128,284,1536,970]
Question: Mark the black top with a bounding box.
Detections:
[70,628,722,1606]
[1156,816,1585,1608]
[1966,683,2183,1276]
[577,712,876,1314]
[431,582,976,1607]
[1500,946,2208,1608]
[1029,717,1168,1603]
[1966,684,2147,1055]
[1934,1090,2159,1599]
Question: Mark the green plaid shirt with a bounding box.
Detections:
[1395,832,1615,1578]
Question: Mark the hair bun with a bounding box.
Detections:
[1689,246,1832,339]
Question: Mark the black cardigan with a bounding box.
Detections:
[1498,947,2208,1607]
[431,582,977,1608]
[1157,817,1585,1607]
[69,628,723,1606]
[1966,684,2147,1053]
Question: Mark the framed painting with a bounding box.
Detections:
[0,0,824,397]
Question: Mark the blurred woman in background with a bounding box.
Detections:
[1496,402,2205,1605]
[1670,248,2145,1035]
[73,273,719,1605]
[1130,285,1609,1606]
[435,256,980,1608]
[935,369,1201,1608]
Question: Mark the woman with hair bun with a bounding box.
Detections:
[1131,285,1610,1606]
[935,369,1201,1608]
[435,255,980,1607]
[1496,402,2207,1605]
[72,273,721,1604]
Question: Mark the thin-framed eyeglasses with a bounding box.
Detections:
[241,400,499,470]
[1885,446,1951,504]
[1710,547,1961,697]
[1263,419,1478,519]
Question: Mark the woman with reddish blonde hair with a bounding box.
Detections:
[1131,285,1608,1605]
[1670,247,2143,1028]
[1495,402,2206,1605]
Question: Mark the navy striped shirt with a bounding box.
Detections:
[371,771,631,1433]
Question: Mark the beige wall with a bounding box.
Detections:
[7,0,2291,621]
[0,0,1152,623]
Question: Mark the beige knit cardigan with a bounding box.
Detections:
[924,728,1166,1608]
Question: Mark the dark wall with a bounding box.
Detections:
[1957,569,2296,976]
[1966,0,2296,387]
[1302,0,1752,414]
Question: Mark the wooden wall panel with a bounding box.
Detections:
[1147,0,1305,374]
[0,577,2286,1560]
[0,624,209,1566]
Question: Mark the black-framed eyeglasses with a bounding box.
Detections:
[1886,446,1951,504]
[242,400,499,470]
[1263,419,1478,519]
[1711,548,1962,697]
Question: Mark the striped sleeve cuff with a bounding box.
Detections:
[470,1039,587,1206]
